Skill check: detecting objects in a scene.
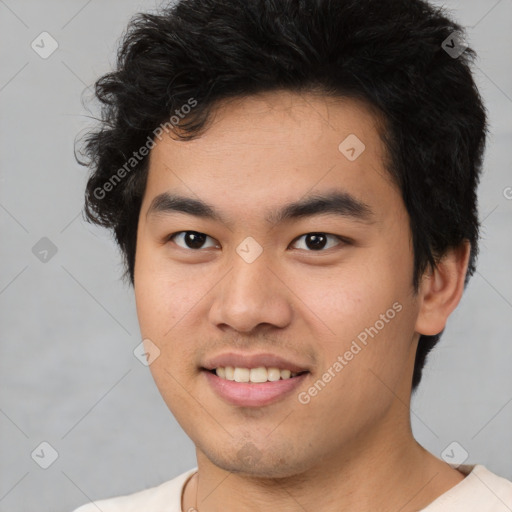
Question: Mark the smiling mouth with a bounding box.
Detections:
[204,367,309,383]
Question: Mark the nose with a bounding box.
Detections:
[208,248,293,334]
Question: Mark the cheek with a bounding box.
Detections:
[134,268,201,397]
[134,236,207,336]
[290,250,416,380]
[135,271,203,341]
[291,259,401,333]
[134,257,214,397]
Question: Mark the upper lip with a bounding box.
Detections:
[201,352,310,373]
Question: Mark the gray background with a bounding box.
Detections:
[0,0,511,511]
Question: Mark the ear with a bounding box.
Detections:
[415,240,471,336]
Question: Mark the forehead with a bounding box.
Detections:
[143,91,400,223]
[152,91,387,160]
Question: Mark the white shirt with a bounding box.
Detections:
[73,464,512,512]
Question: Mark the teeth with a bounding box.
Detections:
[233,367,250,382]
[267,368,281,381]
[214,366,301,383]
[280,369,291,379]
[249,367,267,383]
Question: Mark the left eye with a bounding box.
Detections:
[290,233,344,251]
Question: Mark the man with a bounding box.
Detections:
[74,0,512,510]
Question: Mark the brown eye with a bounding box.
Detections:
[168,231,219,250]
[291,233,345,251]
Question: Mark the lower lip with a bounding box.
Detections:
[203,370,309,407]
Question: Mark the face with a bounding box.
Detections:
[134,91,422,477]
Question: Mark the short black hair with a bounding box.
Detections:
[78,0,487,391]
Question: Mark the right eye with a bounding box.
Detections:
[167,231,220,250]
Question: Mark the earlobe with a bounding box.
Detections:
[414,240,471,336]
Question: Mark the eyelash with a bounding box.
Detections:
[165,231,349,252]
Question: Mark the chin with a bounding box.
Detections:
[200,441,314,479]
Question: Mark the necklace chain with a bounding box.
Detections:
[195,471,199,511]
[184,471,199,512]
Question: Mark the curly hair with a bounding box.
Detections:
[78,0,487,391]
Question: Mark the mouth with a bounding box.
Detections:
[201,367,310,407]
[203,366,309,383]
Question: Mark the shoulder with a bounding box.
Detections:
[71,468,197,512]
[468,464,512,504]
[424,464,512,511]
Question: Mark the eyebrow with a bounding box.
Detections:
[146,190,375,227]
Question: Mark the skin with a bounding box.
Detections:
[134,91,470,512]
